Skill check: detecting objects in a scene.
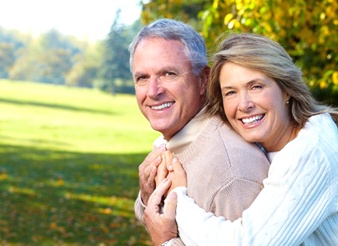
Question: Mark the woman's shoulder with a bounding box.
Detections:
[275,114,338,170]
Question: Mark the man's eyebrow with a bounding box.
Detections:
[133,72,147,77]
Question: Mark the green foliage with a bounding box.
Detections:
[0,11,141,93]
[141,0,338,106]
[100,10,142,94]
[0,28,25,78]
[7,30,80,84]
[0,13,142,94]
[0,79,157,245]
[142,0,208,24]
[65,43,102,88]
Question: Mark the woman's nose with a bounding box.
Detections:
[238,93,254,112]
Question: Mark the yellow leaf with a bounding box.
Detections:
[332,71,338,85]
[224,13,233,24]
[213,0,219,9]
[49,222,58,229]
[56,179,64,186]
[0,173,7,180]
[320,80,327,89]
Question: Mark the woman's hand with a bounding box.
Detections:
[155,150,173,187]
[155,151,187,197]
[167,156,187,194]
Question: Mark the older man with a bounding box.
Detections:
[129,19,269,245]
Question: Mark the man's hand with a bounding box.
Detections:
[144,178,178,246]
[139,145,165,205]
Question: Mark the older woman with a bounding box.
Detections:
[144,33,338,245]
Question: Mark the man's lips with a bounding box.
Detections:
[241,114,264,125]
[150,102,174,110]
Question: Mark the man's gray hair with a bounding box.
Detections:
[129,19,208,75]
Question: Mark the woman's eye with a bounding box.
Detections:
[223,91,236,97]
[252,84,263,90]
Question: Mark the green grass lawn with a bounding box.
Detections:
[0,79,159,245]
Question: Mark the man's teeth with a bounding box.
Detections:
[151,102,173,110]
[242,115,263,124]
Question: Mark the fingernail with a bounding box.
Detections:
[170,192,177,198]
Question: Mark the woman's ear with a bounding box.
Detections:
[283,92,291,104]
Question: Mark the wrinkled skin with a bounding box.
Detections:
[144,156,187,245]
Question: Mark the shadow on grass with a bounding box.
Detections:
[0,98,116,116]
[0,144,152,245]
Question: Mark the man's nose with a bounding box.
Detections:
[147,76,164,98]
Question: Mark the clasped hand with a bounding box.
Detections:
[138,146,187,245]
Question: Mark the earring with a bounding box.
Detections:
[286,100,289,104]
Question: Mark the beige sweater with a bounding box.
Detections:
[135,116,270,245]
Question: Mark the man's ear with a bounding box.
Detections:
[199,66,210,96]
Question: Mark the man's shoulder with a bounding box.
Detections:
[206,116,251,145]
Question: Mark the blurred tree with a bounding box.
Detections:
[141,0,338,105]
[0,42,16,78]
[66,43,103,88]
[9,39,42,81]
[38,30,80,84]
[100,9,142,94]
[9,29,82,84]
[0,28,25,78]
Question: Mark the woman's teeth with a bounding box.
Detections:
[242,115,263,124]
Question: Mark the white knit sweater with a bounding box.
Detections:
[173,113,338,245]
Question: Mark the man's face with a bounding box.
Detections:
[132,37,207,140]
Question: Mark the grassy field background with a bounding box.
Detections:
[0,79,159,245]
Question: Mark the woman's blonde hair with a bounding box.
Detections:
[207,33,338,127]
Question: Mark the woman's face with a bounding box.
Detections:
[219,62,292,152]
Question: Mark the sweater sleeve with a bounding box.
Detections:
[134,191,146,225]
[175,142,335,245]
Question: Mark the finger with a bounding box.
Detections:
[156,155,169,185]
[163,191,177,219]
[163,151,174,170]
[141,155,161,181]
[149,146,166,163]
[171,157,185,174]
[152,155,162,167]
[148,178,172,209]
[141,149,163,175]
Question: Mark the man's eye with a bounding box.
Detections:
[135,75,148,82]
[164,72,176,76]
[159,72,177,82]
